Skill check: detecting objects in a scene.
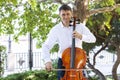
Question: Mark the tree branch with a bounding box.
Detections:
[37,0,62,4]
[93,43,108,66]
[37,0,74,4]
[88,4,120,17]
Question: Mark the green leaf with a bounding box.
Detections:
[115,8,120,15]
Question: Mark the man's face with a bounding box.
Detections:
[59,10,72,26]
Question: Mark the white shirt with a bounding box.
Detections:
[42,22,96,63]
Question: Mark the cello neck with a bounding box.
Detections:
[70,17,76,69]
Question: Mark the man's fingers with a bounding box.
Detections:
[45,62,52,72]
[45,66,52,71]
[72,31,82,39]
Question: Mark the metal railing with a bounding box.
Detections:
[2,52,117,76]
[4,52,58,71]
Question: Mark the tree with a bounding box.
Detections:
[109,11,120,80]
[0,0,120,79]
[0,0,59,46]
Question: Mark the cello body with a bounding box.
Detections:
[61,47,87,80]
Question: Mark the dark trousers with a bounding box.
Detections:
[57,58,65,80]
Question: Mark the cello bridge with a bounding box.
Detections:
[70,74,76,78]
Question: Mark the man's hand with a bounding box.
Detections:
[73,30,82,40]
[45,62,52,72]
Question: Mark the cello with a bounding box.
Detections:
[60,17,87,80]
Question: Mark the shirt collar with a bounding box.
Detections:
[60,22,71,28]
[60,22,64,28]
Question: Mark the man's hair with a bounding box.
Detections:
[59,4,72,12]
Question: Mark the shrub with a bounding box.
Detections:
[1,70,57,80]
[0,45,6,76]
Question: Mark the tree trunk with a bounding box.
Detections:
[112,46,120,80]
[74,0,89,23]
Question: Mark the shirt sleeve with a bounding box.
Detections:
[41,28,57,64]
[80,24,96,43]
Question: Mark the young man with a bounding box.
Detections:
[42,4,96,80]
